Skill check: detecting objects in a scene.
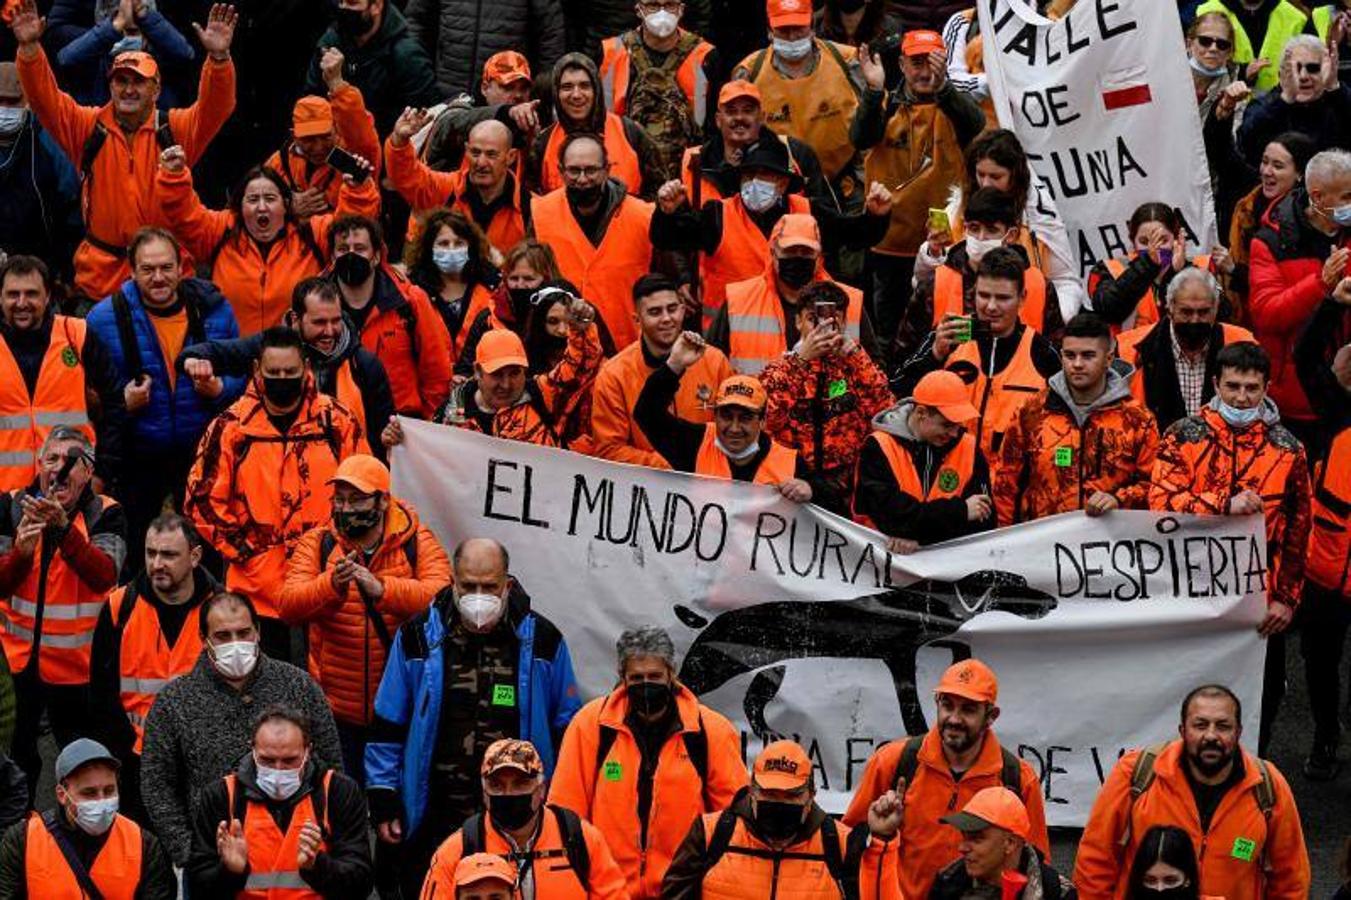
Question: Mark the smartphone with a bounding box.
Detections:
[155,121,175,149]
[927,207,951,235]
[326,146,369,183]
[868,32,901,58]
[814,302,838,331]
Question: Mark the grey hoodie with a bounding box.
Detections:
[1046,368,1136,427]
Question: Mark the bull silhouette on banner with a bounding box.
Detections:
[673,571,1058,737]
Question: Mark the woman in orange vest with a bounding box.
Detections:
[155,149,381,336]
[454,240,563,378]
[1086,202,1229,334]
[405,209,501,357]
[633,332,816,501]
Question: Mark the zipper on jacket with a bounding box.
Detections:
[770,855,781,900]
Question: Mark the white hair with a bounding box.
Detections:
[1281,33,1326,69]
[1306,149,1351,188]
[1165,267,1221,308]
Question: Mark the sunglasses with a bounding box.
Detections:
[1296,61,1323,75]
[1193,35,1232,51]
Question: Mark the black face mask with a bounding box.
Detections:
[627,681,673,718]
[335,507,381,537]
[333,252,373,287]
[776,256,815,289]
[754,799,805,842]
[566,183,605,209]
[261,374,304,408]
[334,6,368,37]
[488,792,537,830]
[508,287,536,316]
[1133,887,1195,900]
[1173,321,1212,352]
[833,0,867,11]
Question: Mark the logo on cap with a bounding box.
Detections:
[725,383,755,399]
[780,0,803,9]
[956,665,974,683]
[763,756,799,775]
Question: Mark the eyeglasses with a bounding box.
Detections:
[1296,61,1323,75]
[562,165,607,179]
[1193,35,1232,51]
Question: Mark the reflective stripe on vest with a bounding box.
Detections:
[227,771,332,900]
[24,812,143,900]
[1103,255,1211,334]
[0,316,94,492]
[725,275,862,375]
[932,264,1048,332]
[112,583,204,753]
[1195,0,1308,92]
[703,195,813,314]
[1308,426,1351,594]
[694,423,797,484]
[539,113,643,197]
[742,39,860,180]
[946,327,1045,460]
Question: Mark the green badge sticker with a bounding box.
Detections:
[1231,837,1256,862]
[826,379,848,400]
[61,346,79,368]
[936,468,959,493]
[491,684,516,707]
[603,760,622,781]
[1054,446,1073,468]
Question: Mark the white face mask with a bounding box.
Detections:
[0,107,26,136]
[456,591,506,630]
[1217,399,1262,427]
[210,640,259,680]
[740,178,781,213]
[965,235,1004,267]
[644,9,679,38]
[772,36,813,61]
[72,796,119,835]
[715,434,761,462]
[254,756,305,801]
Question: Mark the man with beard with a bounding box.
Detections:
[843,659,1048,900]
[1075,685,1309,900]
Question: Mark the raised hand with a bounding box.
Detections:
[391,107,432,146]
[194,4,237,60]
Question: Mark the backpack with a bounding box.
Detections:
[79,110,174,257]
[461,804,591,893]
[623,30,703,177]
[110,283,208,380]
[703,805,862,900]
[317,529,418,650]
[593,715,710,805]
[888,735,1024,796]
[1119,743,1277,867]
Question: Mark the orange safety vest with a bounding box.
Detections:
[702,195,813,323]
[738,39,860,181]
[853,430,977,530]
[109,584,204,754]
[698,812,847,900]
[946,327,1046,460]
[531,189,654,349]
[24,811,143,900]
[724,275,862,376]
[1103,255,1211,333]
[600,31,714,129]
[1115,321,1254,407]
[694,423,797,484]
[931,265,1049,333]
[539,114,644,197]
[1,491,118,685]
[1309,426,1351,596]
[0,317,95,492]
[226,770,333,899]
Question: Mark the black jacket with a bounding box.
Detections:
[892,323,1062,399]
[187,756,372,899]
[0,809,176,900]
[1294,297,1351,427]
[0,118,82,276]
[1127,320,1237,432]
[1237,83,1351,166]
[928,845,1076,900]
[405,0,566,99]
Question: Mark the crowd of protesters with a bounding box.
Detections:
[0,0,1347,895]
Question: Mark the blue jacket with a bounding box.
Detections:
[86,278,246,455]
[364,584,581,838]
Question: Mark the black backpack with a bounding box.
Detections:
[460,804,591,893]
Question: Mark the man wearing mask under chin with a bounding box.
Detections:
[140,591,343,873]
[549,626,747,900]
[1150,342,1311,756]
[185,326,368,663]
[420,739,629,899]
[0,738,174,898]
[366,538,581,900]
[187,705,372,898]
[663,739,903,900]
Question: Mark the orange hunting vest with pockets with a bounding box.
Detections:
[946,327,1045,460]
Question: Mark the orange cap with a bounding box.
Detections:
[718,80,761,108]
[454,853,517,888]
[935,658,998,704]
[327,454,390,495]
[109,50,158,80]
[292,96,335,138]
[482,50,531,87]
[713,375,767,412]
[912,370,979,424]
[902,29,945,57]
[481,739,544,778]
[476,329,529,374]
[770,213,821,253]
[940,787,1030,840]
[753,740,813,790]
[767,0,811,28]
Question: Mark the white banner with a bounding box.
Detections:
[392,421,1267,825]
[979,0,1219,278]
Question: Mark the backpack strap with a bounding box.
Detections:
[818,819,857,900]
[820,40,862,99]
[152,109,174,150]
[41,810,107,900]
[999,747,1023,794]
[549,804,591,894]
[111,287,146,379]
[1119,743,1168,852]
[394,298,421,364]
[889,735,923,793]
[319,531,395,651]
[703,808,738,869]
[79,122,109,182]
[746,48,769,82]
[461,812,485,855]
[593,724,621,785]
[1251,758,1276,873]
[297,220,325,266]
[112,579,141,630]
[683,716,709,785]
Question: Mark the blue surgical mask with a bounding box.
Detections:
[740,178,781,213]
[0,107,26,136]
[73,796,119,835]
[1217,399,1261,427]
[111,34,145,55]
[432,246,469,275]
[1188,55,1228,78]
[1333,204,1351,227]
[772,36,813,61]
